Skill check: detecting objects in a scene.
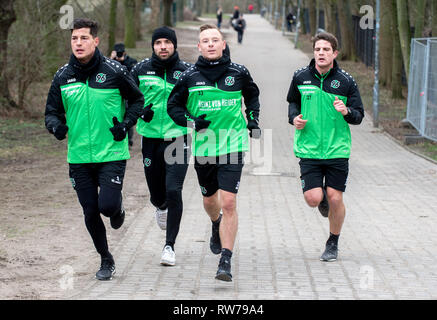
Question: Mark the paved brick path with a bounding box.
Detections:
[68,15,437,300]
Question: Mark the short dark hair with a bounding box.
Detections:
[312,32,338,52]
[71,18,99,38]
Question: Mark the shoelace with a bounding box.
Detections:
[101,259,114,271]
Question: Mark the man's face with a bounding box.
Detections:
[71,28,99,63]
[198,28,226,61]
[314,40,338,71]
[153,38,175,60]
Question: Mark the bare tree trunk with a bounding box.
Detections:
[300,0,307,34]
[308,0,316,35]
[380,0,393,87]
[0,0,17,109]
[163,0,173,26]
[149,0,160,30]
[135,0,143,40]
[177,0,184,22]
[124,0,136,48]
[337,0,357,61]
[108,0,117,55]
[392,0,403,99]
[323,0,336,34]
[433,0,437,36]
[395,0,410,79]
[414,0,426,38]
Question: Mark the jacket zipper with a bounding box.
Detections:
[161,71,167,137]
[316,71,329,158]
[86,78,93,162]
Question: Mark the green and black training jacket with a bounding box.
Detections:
[167,55,260,157]
[287,59,364,160]
[45,48,144,164]
[130,52,192,139]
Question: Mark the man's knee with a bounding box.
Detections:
[99,194,121,217]
[327,188,344,208]
[203,192,219,210]
[220,191,237,213]
[303,189,323,208]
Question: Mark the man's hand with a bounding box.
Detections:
[140,103,154,123]
[293,114,308,130]
[110,51,117,59]
[109,117,127,141]
[193,114,211,132]
[53,124,68,140]
[333,96,348,116]
[247,119,261,139]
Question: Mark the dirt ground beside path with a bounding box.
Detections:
[0,19,221,300]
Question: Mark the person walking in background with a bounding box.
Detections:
[216,6,223,29]
[167,24,261,282]
[111,43,138,147]
[286,12,296,32]
[232,6,240,20]
[130,27,192,266]
[287,32,364,262]
[234,14,246,44]
[231,5,240,27]
[248,4,254,14]
[45,18,144,281]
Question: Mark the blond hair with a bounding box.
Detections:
[199,24,224,39]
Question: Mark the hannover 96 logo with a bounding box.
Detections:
[96,73,107,83]
[331,80,340,89]
[144,158,152,167]
[173,71,182,79]
[225,76,235,86]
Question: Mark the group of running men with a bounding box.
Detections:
[45,17,363,283]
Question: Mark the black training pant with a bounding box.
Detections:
[69,161,126,258]
[141,136,190,248]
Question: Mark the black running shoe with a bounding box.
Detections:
[318,187,329,218]
[215,255,232,282]
[96,257,116,280]
[210,214,222,255]
[320,242,338,262]
[110,199,125,230]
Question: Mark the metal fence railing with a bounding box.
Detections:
[407,38,437,142]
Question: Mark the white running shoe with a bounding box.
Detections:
[160,245,175,266]
[155,207,168,230]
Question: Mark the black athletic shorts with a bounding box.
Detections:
[68,160,127,191]
[194,152,245,197]
[299,158,349,193]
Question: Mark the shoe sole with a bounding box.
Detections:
[317,205,329,218]
[160,260,175,266]
[96,270,116,281]
[215,272,232,282]
[320,257,337,262]
[109,211,126,230]
[111,214,125,230]
[156,214,167,230]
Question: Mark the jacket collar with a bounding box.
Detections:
[309,58,339,80]
[69,47,102,76]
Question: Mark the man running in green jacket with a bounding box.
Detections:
[287,32,364,262]
[167,24,261,281]
[130,27,192,266]
[45,18,144,281]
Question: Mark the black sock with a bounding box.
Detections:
[221,248,232,259]
[327,233,339,246]
[101,252,113,261]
